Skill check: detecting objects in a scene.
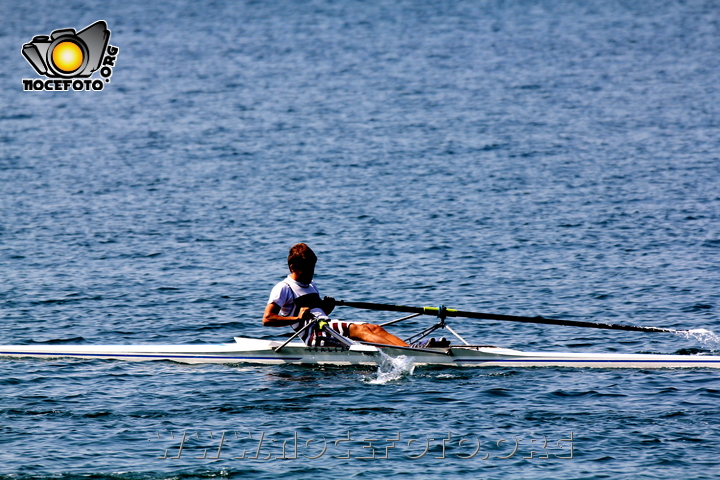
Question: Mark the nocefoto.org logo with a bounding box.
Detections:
[21,20,119,91]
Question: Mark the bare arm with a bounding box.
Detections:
[263,302,314,327]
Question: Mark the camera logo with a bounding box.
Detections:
[22,20,119,91]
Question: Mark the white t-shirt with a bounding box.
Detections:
[267,276,361,347]
[268,276,327,323]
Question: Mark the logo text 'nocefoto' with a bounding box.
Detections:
[22,20,119,91]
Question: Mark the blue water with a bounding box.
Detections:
[2,0,720,478]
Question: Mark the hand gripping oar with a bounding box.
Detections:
[336,300,683,334]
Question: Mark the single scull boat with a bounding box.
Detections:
[1,337,719,368]
[2,300,720,368]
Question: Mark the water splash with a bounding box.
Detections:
[675,329,720,351]
[365,351,415,384]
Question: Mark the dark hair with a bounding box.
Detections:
[288,243,317,271]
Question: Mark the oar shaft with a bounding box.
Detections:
[336,300,677,333]
[338,301,425,315]
[449,309,674,333]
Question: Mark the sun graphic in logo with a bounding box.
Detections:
[51,41,84,73]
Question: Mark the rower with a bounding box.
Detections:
[262,243,410,347]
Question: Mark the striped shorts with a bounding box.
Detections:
[301,320,365,347]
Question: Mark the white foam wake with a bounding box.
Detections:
[365,351,415,384]
[675,328,720,350]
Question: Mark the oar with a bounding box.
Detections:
[335,300,683,333]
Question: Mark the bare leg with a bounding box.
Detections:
[348,324,408,347]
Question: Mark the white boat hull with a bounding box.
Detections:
[1,337,720,368]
